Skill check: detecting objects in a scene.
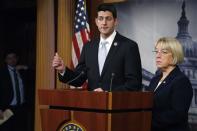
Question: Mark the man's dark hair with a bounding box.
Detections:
[97,3,117,18]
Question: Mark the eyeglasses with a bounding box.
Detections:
[152,49,170,55]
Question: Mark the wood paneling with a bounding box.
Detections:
[104,0,127,3]
[40,109,70,131]
[35,0,55,130]
[56,0,74,89]
[38,89,109,109]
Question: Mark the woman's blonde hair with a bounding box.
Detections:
[156,37,184,65]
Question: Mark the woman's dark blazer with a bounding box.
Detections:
[147,66,193,131]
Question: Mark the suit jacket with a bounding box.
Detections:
[147,66,193,131]
[59,32,142,91]
[0,66,28,110]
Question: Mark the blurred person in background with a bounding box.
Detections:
[0,51,34,131]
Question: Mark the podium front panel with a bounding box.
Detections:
[38,89,153,131]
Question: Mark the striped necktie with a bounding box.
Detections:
[13,68,21,105]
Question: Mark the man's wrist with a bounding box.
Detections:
[59,69,66,76]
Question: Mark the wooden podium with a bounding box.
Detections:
[38,89,153,131]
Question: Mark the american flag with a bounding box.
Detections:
[71,0,90,88]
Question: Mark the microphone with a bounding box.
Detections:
[67,67,88,85]
[109,73,115,92]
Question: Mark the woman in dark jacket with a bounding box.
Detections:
[147,37,193,131]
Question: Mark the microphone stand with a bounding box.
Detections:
[67,71,85,85]
[109,73,115,92]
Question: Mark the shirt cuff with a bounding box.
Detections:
[59,69,66,76]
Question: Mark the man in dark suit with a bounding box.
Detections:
[0,52,30,131]
[52,3,142,91]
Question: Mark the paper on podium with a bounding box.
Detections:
[0,109,14,125]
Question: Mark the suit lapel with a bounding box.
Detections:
[92,38,100,76]
[154,79,166,92]
[4,67,15,97]
[101,34,120,77]
[150,76,161,92]
[154,66,179,93]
